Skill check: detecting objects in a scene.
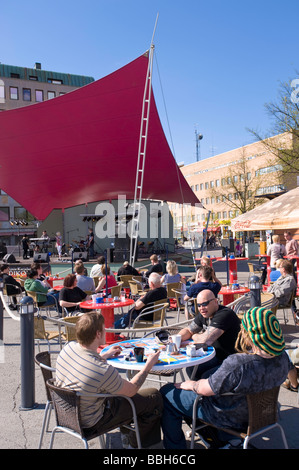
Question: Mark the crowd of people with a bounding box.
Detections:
[1,229,299,449]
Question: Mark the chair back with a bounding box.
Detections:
[47,378,83,436]
[26,290,39,303]
[35,351,55,401]
[261,292,279,314]
[34,316,47,339]
[128,281,140,297]
[247,263,255,274]
[110,282,123,298]
[63,316,80,342]
[166,282,181,298]
[247,386,279,435]
[119,275,134,288]
[132,301,168,329]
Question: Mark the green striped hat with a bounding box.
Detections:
[242,307,285,356]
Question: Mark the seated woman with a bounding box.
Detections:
[0,263,24,309]
[24,268,60,310]
[59,273,87,315]
[95,265,117,295]
[161,259,186,304]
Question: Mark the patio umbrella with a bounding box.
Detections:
[231,187,299,231]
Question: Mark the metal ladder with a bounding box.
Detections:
[129,44,155,266]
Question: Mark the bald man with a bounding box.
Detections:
[179,289,241,379]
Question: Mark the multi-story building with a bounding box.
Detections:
[0,62,94,249]
[169,132,297,240]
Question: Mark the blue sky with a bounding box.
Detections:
[1,0,298,165]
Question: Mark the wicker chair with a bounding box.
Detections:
[26,290,59,317]
[46,378,142,449]
[110,282,124,298]
[34,315,61,352]
[35,351,56,449]
[189,386,288,449]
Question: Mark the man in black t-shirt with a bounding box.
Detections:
[114,272,167,328]
[179,289,241,379]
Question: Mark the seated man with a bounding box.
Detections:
[75,263,95,292]
[90,256,105,278]
[0,263,24,309]
[179,289,241,379]
[267,259,297,309]
[55,312,163,449]
[144,254,163,278]
[184,265,222,318]
[114,272,167,329]
[161,307,292,449]
[117,261,140,280]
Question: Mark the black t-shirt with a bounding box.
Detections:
[145,263,163,277]
[59,286,87,312]
[117,265,140,278]
[190,305,241,360]
[139,286,167,321]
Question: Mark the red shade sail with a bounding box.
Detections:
[0,52,200,220]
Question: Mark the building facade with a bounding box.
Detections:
[0,62,94,249]
[169,132,297,239]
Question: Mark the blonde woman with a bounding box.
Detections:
[161,260,185,285]
[267,234,286,269]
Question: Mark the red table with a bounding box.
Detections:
[80,298,135,343]
[47,276,64,288]
[219,286,250,306]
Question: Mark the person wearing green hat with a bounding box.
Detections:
[160,307,293,449]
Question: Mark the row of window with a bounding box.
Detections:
[190,164,282,193]
[0,85,65,102]
[175,209,240,223]
[10,72,63,84]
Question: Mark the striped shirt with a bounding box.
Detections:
[55,341,123,428]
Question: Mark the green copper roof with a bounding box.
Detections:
[0,63,94,87]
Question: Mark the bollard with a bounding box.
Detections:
[19,297,37,410]
[249,275,262,308]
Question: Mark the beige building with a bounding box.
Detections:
[169,132,297,238]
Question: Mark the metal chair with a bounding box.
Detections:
[35,351,56,449]
[172,289,186,322]
[189,386,288,449]
[3,283,24,306]
[34,315,61,352]
[247,262,264,277]
[26,290,59,317]
[129,301,169,337]
[110,282,124,298]
[276,290,297,325]
[46,378,142,449]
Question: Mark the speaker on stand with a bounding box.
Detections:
[33,253,50,263]
[73,251,89,262]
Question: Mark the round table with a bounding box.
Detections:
[101,337,215,374]
[219,286,250,306]
[80,298,135,343]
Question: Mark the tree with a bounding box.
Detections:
[248,75,299,175]
[209,148,266,217]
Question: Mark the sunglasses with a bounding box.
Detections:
[197,298,215,308]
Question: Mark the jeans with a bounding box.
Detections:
[160,383,208,449]
[39,292,62,313]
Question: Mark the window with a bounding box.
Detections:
[210,181,214,188]
[10,86,18,100]
[233,175,238,183]
[23,88,31,101]
[0,207,9,221]
[223,211,227,218]
[247,172,251,180]
[29,75,38,81]
[221,178,226,186]
[205,198,210,204]
[216,179,220,187]
[47,91,55,100]
[0,81,4,101]
[48,78,63,84]
[195,184,199,191]
[205,182,209,189]
[35,90,43,102]
[10,73,20,78]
